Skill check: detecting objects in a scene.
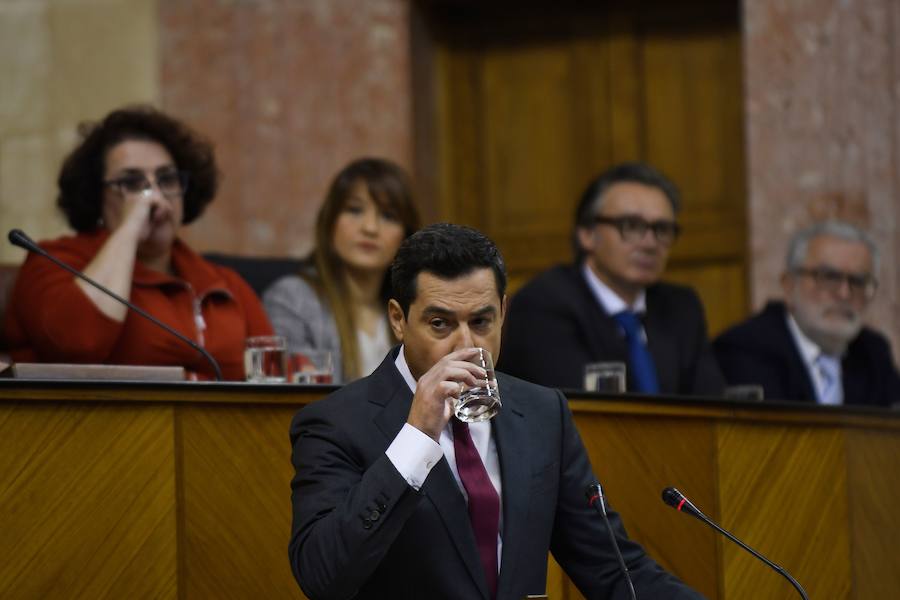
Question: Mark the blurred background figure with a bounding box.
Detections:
[3,106,273,380]
[263,158,420,383]
[499,162,725,396]
[714,221,900,406]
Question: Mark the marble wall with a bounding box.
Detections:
[159,0,413,257]
[744,0,900,361]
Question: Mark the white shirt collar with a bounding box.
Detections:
[785,311,844,404]
[581,262,647,315]
[785,312,824,365]
[394,345,418,393]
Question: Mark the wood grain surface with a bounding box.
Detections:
[1,382,898,599]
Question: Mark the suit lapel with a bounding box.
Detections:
[568,266,630,360]
[422,461,491,599]
[643,296,679,393]
[492,376,530,598]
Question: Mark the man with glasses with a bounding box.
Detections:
[499,162,725,395]
[714,221,899,406]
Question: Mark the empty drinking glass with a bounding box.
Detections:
[584,362,627,393]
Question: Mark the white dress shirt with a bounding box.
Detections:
[785,313,844,405]
[384,346,503,566]
[356,315,391,377]
[582,262,647,317]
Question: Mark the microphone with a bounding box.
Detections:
[8,228,224,381]
[661,487,809,600]
[585,483,637,600]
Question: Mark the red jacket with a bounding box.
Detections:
[4,230,273,380]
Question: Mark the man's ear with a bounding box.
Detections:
[576,226,595,254]
[387,299,406,341]
[499,294,508,324]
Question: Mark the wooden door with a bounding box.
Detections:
[412,1,746,335]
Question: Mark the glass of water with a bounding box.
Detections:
[455,347,501,423]
[244,335,288,383]
[584,362,626,393]
[290,350,334,384]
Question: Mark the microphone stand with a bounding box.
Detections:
[586,483,637,600]
[662,487,809,600]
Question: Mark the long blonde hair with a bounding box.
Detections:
[306,158,420,380]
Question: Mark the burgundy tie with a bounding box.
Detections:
[451,418,500,598]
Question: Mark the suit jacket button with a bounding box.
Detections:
[362,519,372,530]
[369,510,380,521]
[376,501,386,512]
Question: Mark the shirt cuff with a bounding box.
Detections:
[385,423,443,490]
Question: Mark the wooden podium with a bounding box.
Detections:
[1,380,898,599]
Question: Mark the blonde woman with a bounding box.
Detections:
[263,158,420,383]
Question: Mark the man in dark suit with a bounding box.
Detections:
[714,221,900,406]
[499,162,724,395]
[289,223,703,599]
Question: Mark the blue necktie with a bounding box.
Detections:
[612,310,660,393]
[815,354,842,405]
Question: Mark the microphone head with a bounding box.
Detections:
[662,486,683,508]
[584,482,604,506]
[8,228,27,247]
[661,486,706,520]
[8,229,44,255]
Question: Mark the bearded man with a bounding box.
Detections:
[714,221,900,406]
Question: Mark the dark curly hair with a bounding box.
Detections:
[57,105,219,232]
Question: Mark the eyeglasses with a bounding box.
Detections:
[593,215,681,246]
[792,266,878,300]
[104,169,189,199]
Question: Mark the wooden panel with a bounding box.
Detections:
[641,25,745,211]
[545,409,720,599]
[480,41,596,235]
[571,413,720,600]
[717,424,851,600]
[845,428,900,599]
[179,403,304,599]
[3,383,899,598]
[418,1,748,330]
[0,402,177,599]
[665,262,747,336]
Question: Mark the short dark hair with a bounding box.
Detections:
[390,223,507,316]
[572,162,681,258]
[57,105,219,232]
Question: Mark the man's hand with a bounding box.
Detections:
[407,347,485,441]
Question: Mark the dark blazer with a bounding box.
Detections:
[498,264,725,395]
[289,348,703,600]
[713,301,900,406]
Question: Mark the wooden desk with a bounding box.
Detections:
[1,382,897,599]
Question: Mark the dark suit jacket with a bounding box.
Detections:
[289,348,703,600]
[498,264,725,395]
[713,301,900,406]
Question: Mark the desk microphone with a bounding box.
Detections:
[585,483,637,600]
[8,228,223,381]
[661,487,809,600]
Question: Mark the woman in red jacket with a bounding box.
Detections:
[4,106,273,380]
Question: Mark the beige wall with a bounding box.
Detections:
[0,0,160,263]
